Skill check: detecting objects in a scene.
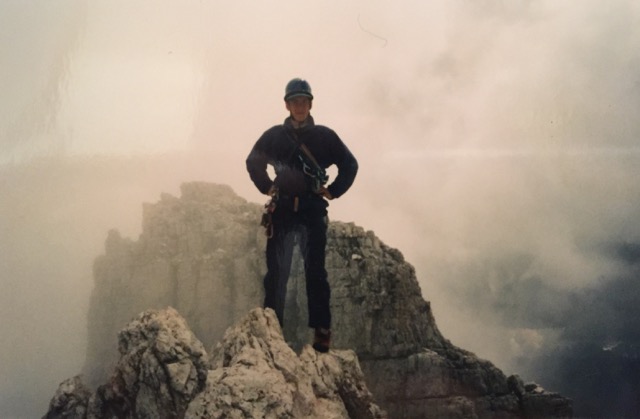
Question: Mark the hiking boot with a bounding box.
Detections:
[313,328,331,353]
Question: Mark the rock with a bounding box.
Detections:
[302,348,385,419]
[76,181,572,418]
[85,183,264,387]
[185,307,386,419]
[43,375,91,419]
[520,383,573,418]
[187,307,316,418]
[45,306,385,419]
[507,374,526,397]
[84,307,208,418]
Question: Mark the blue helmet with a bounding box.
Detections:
[284,78,313,101]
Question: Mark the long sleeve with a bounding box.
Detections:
[327,142,358,199]
[247,120,358,199]
[246,132,274,195]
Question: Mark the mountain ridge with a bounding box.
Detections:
[49,181,571,418]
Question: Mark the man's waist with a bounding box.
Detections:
[277,191,320,200]
[275,191,326,213]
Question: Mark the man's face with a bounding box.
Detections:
[286,96,312,122]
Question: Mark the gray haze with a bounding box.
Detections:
[2,1,640,417]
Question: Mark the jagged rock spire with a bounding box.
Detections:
[44,307,387,419]
[66,182,572,418]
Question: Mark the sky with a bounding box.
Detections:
[2,0,640,417]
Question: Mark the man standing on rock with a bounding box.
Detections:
[246,78,358,352]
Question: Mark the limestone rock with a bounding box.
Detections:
[44,306,385,419]
[520,381,573,418]
[185,307,386,419]
[43,375,91,419]
[85,183,264,387]
[78,181,572,418]
[83,307,208,418]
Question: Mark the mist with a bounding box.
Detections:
[2,1,640,417]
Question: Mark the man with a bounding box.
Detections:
[246,78,358,352]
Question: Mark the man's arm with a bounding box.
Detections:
[246,134,275,195]
[326,140,358,199]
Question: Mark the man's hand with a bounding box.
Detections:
[267,185,279,197]
[317,187,333,200]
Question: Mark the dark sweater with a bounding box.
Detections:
[246,116,358,199]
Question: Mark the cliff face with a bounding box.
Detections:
[80,182,571,418]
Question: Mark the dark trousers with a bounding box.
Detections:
[263,197,331,330]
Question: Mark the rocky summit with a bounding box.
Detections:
[46,182,572,418]
[45,307,385,419]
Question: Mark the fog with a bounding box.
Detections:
[2,1,640,417]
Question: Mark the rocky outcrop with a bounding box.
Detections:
[508,376,574,419]
[187,307,385,419]
[45,307,209,419]
[44,307,386,418]
[44,376,92,419]
[84,183,265,386]
[78,182,571,418]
